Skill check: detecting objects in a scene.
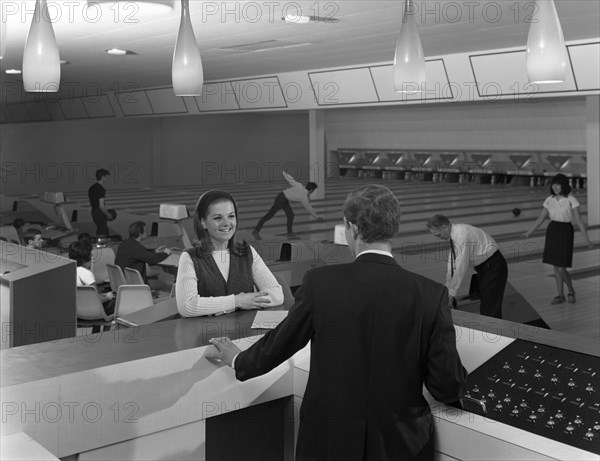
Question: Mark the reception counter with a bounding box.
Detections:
[1,306,598,460]
[0,241,76,349]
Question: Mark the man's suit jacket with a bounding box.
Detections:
[114,238,168,283]
[235,253,467,461]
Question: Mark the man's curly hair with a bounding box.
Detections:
[342,184,401,243]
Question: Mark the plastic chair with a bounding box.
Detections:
[124,267,145,285]
[106,263,127,292]
[0,225,22,244]
[76,286,115,333]
[114,285,155,317]
[91,246,115,284]
[273,271,293,303]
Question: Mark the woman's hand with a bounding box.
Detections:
[234,292,271,310]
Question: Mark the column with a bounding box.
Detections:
[308,109,325,200]
[151,118,162,187]
[586,96,599,226]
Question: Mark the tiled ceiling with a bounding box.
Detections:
[1,0,599,103]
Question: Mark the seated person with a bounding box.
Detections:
[69,241,115,315]
[22,228,43,249]
[115,221,171,284]
[176,190,283,317]
[78,232,93,247]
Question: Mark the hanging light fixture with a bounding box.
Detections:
[526,0,568,84]
[172,0,203,96]
[1,17,7,60]
[393,0,425,93]
[22,0,61,92]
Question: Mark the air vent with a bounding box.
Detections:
[219,40,311,53]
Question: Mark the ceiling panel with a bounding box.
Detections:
[0,1,598,104]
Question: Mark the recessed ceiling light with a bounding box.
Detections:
[5,69,22,74]
[282,14,338,24]
[106,48,129,56]
[283,13,311,24]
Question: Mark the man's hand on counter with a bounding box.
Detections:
[206,337,241,368]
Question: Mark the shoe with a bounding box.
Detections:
[567,292,576,304]
[551,295,566,305]
[251,230,262,240]
[287,233,300,240]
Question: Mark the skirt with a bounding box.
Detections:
[543,221,574,268]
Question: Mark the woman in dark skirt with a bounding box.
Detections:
[523,174,593,304]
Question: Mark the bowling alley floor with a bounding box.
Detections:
[4,178,598,341]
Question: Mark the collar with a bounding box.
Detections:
[356,249,394,259]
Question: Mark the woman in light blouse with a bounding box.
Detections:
[176,190,283,317]
[523,174,593,305]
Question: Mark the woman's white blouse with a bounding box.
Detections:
[543,194,580,222]
[176,245,283,317]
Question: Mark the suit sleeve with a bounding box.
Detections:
[133,244,169,265]
[424,287,467,403]
[235,271,314,381]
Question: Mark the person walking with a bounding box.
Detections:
[522,173,593,304]
[88,168,113,237]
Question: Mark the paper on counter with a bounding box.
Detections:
[251,310,288,329]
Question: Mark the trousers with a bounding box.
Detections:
[474,250,508,319]
[255,192,294,234]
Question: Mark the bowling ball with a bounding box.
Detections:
[512,208,521,217]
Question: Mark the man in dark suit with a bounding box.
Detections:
[207,184,466,461]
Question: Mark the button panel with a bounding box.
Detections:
[463,340,599,454]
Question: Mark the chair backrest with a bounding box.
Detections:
[124,267,145,285]
[91,246,115,283]
[273,271,293,303]
[106,263,127,292]
[0,225,21,244]
[114,285,154,317]
[76,286,112,321]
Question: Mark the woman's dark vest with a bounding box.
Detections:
[186,248,254,296]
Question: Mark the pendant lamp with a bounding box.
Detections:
[526,0,568,84]
[393,0,425,93]
[172,0,203,96]
[1,18,6,60]
[23,0,60,92]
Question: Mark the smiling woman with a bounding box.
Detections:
[175,190,284,317]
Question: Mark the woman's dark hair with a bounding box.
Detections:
[305,182,318,192]
[342,184,401,243]
[22,228,42,244]
[191,190,248,257]
[550,173,571,196]
[78,232,93,246]
[69,241,92,266]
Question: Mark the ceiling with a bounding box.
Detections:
[1,0,599,102]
